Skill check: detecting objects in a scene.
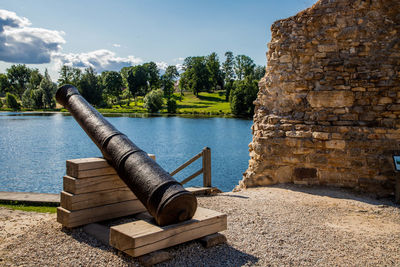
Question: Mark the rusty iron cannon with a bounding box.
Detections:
[56,84,197,226]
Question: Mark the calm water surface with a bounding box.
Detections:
[0,112,252,193]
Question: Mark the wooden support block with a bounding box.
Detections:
[60,188,137,211]
[110,207,227,257]
[138,251,171,267]
[66,155,156,178]
[63,175,126,194]
[198,233,227,248]
[57,200,146,228]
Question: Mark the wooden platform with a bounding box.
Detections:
[57,156,227,262]
[110,207,227,257]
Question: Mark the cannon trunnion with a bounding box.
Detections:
[56,84,197,226]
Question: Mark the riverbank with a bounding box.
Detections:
[2,184,400,266]
[0,91,236,117]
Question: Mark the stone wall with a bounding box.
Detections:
[240,0,400,195]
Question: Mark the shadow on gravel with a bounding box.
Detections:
[61,226,258,266]
[271,183,398,207]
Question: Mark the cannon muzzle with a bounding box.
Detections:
[56,85,197,226]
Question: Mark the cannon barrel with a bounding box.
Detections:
[56,84,197,226]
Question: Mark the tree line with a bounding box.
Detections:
[0,51,265,117]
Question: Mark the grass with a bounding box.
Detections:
[0,203,57,213]
[0,91,233,116]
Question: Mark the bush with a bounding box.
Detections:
[143,89,164,113]
[6,92,20,110]
[167,99,177,114]
[230,78,258,117]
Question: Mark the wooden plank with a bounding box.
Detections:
[180,168,203,185]
[202,147,212,187]
[170,151,203,176]
[185,187,222,195]
[67,166,117,179]
[66,155,156,178]
[110,207,227,257]
[138,251,171,266]
[60,188,137,211]
[63,175,127,194]
[57,200,146,228]
[198,233,227,248]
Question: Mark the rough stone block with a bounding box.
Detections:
[325,140,346,150]
[307,91,354,108]
[293,167,317,180]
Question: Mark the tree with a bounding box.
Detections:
[230,77,259,117]
[0,73,10,95]
[102,71,123,104]
[78,67,103,106]
[143,62,160,90]
[222,51,235,101]
[7,64,31,97]
[143,89,164,113]
[127,65,147,102]
[234,55,255,80]
[253,65,266,80]
[40,69,56,109]
[58,65,81,86]
[5,92,20,110]
[179,56,210,96]
[206,52,223,91]
[161,65,179,99]
[28,69,43,90]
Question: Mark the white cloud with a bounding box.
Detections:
[0,9,65,64]
[53,49,143,73]
[156,61,168,71]
[112,43,121,48]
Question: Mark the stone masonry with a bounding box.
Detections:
[240,0,400,196]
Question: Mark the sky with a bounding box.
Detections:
[0,0,317,81]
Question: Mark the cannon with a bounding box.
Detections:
[56,85,197,226]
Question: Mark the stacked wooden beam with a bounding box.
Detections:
[57,156,154,228]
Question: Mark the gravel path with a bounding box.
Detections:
[2,184,400,266]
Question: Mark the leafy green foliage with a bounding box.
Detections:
[143,89,164,113]
[127,65,148,99]
[7,64,31,97]
[143,62,160,90]
[167,98,177,113]
[40,69,56,109]
[206,52,224,91]
[234,55,255,80]
[161,65,179,99]
[222,51,235,101]
[102,71,123,103]
[78,67,103,106]
[180,56,210,96]
[230,78,258,116]
[5,92,20,110]
[58,65,82,86]
[0,73,11,95]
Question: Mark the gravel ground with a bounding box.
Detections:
[2,184,400,266]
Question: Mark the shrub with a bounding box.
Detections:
[167,99,177,114]
[230,78,258,117]
[6,92,20,110]
[143,89,164,113]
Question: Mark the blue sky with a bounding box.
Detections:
[0,0,316,80]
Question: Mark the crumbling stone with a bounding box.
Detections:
[239,0,400,196]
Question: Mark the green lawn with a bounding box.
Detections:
[1,91,233,116]
[0,203,57,213]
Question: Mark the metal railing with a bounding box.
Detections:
[170,147,211,187]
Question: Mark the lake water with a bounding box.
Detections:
[0,112,253,193]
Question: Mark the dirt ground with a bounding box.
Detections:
[1,184,400,266]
